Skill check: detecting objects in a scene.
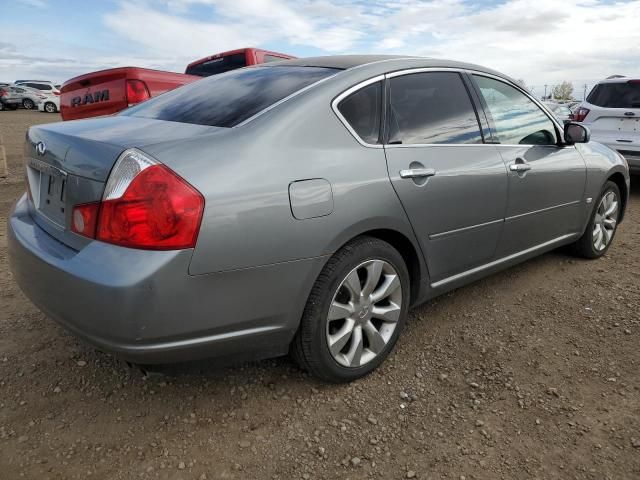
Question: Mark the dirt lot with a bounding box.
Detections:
[1,110,639,480]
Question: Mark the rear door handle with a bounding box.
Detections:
[399,168,436,179]
[509,161,531,173]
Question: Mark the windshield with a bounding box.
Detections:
[122,66,338,128]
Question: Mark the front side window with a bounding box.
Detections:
[337,81,382,144]
[474,75,557,145]
[388,72,482,145]
[123,66,338,128]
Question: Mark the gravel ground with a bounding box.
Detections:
[1,110,639,480]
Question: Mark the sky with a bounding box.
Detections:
[2,0,639,98]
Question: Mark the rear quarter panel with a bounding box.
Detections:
[142,71,424,280]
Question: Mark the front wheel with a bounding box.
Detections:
[570,180,621,259]
[292,236,410,383]
[22,98,35,110]
[44,102,56,113]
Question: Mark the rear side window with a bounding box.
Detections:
[26,83,51,90]
[185,53,247,77]
[587,82,640,108]
[388,72,482,145]
[474,75,557,145]
[123,66,338,128]
[337,81,382,144]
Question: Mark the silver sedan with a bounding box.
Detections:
[8,56,630,382]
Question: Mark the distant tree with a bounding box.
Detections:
[516,78,529,91]
[552,81,574,101]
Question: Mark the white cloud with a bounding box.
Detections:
[2,0,640,88]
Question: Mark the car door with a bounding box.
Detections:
[471,74,587,257]
[383,70,508,284]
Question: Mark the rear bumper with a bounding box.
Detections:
[590,134,640,172]
[8,194,325,364]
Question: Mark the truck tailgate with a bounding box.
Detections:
[60,67,200,121]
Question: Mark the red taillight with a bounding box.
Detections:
[574,107,590,122]
[126,79,150,105]
[97,165,204,249]
[0,90,7,97]
[53,91,60,96]
[71,150,204,250]
[71,202,100,238]
[628,79,640,84]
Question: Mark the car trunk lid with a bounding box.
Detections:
[25,116,223,250]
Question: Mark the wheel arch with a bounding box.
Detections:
[607,171,628,223]
[328,226,427,306]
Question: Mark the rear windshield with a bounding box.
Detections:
[185,53,247,77]
[587,82,640,108]
[122,66,338,128]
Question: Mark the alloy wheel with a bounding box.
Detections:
[592,191,618,251]
[45,103,55,113]
[326,259,402,368]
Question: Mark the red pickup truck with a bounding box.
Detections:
[60,48,294,121]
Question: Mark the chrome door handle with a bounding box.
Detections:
[399,168,436,179]
[509,163,531,172]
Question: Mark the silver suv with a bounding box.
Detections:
[575,77,640,173]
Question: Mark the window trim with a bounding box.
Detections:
[331,67,567,149]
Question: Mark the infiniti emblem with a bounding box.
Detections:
[358,305,370,319]
[35,141,46,156]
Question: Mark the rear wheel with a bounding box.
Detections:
[44,102,56,113]
[22,98,35,110]
[292,236,410,383]
[570,181,621,258]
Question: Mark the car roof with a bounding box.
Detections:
[267,55,514,82]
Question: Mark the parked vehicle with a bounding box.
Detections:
[574,77,640,173]
[0,85,46,110]
[544,102,574,123]
[38,92,60,113]
[9,56,629,382]
[14,80,60,95]
[60,47,295,121]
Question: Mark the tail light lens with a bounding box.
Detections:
[71,202,100,237]
[72,149,204,250]
[126,79,150,106]
[574,107,590,122]
[71,150,204,250]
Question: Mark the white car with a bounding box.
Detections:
[14,80,60,95]
[38,93,60,113]
[575,77,640,174]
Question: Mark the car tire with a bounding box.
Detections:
[44,102,56,113]
[291,236,410,383]
[22,98,35,110]
[570,180,621,259]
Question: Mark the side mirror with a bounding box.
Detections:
[564,122,590,144]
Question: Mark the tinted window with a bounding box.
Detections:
[587,82,640,108]
[474,75,557,145]
[123,66,338,128]
[26,83,51,90]
[185,53,247,77]
[337,81,382,144]
[388,72,482,145]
